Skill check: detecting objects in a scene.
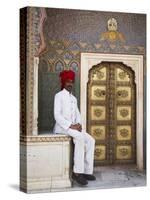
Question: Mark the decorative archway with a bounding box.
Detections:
[81,53,144,170]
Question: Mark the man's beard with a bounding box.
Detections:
[67,85,72,91]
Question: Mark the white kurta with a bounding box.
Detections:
[53,88,95,174]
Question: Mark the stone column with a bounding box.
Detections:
[32,56,39,135]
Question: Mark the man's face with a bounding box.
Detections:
[64,79,74,92]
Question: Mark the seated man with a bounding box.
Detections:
[53,70,96,186]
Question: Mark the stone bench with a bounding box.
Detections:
[20,134,73,193]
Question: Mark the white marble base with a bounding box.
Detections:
[20,134,72,193]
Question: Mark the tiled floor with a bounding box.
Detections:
[52,165,146,192]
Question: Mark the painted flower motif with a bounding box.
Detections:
[55,61,64,72]
[63,52,73,60]
[70,62,78,72]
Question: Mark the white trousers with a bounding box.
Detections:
[66,128,95,174]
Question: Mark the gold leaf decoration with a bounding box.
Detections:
[97,70,105,79]
[93,128,103,137]
[119,109,129,117]
[117,90,128,98]
[94,89,106,97]
[119,148,129,157]
[95,148,103,157]
[118,71,127,80]
[120,128,129,137]
[94,109,103,117]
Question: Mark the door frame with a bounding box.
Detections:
[80,53,144,170]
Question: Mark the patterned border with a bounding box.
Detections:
[20,8,27,136]
[26,7,41,135]
[20,135,72,143]
[35,8,47,56]
[42,39,145,75]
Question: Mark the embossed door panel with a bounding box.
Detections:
[87,62,136,166]
[115,63,136,164]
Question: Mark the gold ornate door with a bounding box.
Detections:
[87,62,136,165]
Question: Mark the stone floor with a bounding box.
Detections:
[51,165,146,192]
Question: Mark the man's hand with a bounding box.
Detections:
[76,123,82,132]
[69,123,82,132]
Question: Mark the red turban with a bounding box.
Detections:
[59,70,75,90]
